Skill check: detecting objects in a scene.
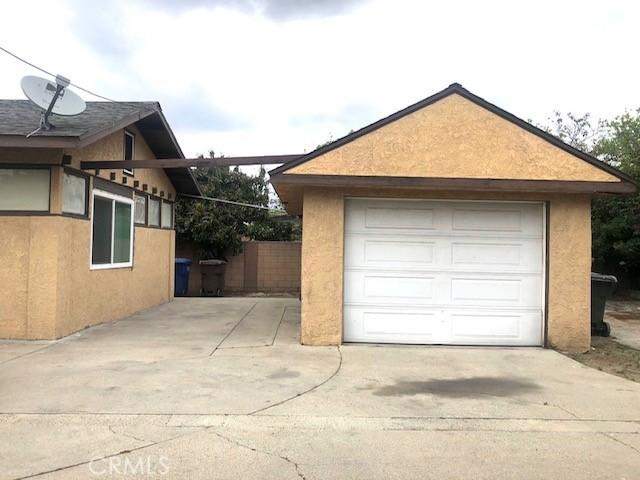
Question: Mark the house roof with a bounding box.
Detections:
[0,100,201,195]
[269,83,636,187]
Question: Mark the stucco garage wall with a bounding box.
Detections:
[299,188,591,353]
[0,216,175,340]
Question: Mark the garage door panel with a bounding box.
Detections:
[365,205,435,230]
[449,276,542,307]
[343,198,544,346]
[344,307,438,343]
[345,271,436,305]
[449,311,543,346]
[365,240,435,264]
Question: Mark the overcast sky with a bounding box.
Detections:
[1,0,638,162]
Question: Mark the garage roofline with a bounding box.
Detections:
[269,83,636,189]
[269,174,636,194]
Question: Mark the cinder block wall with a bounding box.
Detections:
[176,240,301,295]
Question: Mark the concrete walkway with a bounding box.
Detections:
[1,298,639,479]
[606,299,640,349]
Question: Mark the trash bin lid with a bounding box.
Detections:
[199,259,227,266]
[591,272,618,284]
[175,258,193,265]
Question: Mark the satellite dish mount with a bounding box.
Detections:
[38,74,70,131]
[21,74,86,138]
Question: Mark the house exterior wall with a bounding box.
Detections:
[0,129,177,340]
[299,188,592,353]
[0,216,174,339]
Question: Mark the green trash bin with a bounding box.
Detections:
[591,272,617,337]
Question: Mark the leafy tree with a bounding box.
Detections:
[175,152,300,259]
[590,111,640,280]
[545,110,640,284]
[542,111,603,152]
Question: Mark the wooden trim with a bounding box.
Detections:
[268,83,636,187]
[79,154,302,170]
[93,176,134,198]
[270,174,636,194]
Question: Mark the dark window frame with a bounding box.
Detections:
[134,192,148,225]
[147,195,161,228]
[123,130,135,176]
[0,165,52,215]
[161,199,174,230]
[62,167,90,220]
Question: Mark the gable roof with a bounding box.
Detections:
[269,83,635,186]
[0,100,200,195]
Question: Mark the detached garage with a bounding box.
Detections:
[270,83,636,352]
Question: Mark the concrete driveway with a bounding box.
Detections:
[1,298,640,479]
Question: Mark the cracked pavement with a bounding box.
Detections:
[1,297,640,479]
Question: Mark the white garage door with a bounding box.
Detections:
[343,198,544,346]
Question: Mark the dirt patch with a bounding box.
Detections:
[567,337,640,383]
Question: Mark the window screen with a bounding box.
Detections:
[63,171,87,215]
[113,202,132,263]
[161,201,173,229]
[148,197,160,226]
[134,194,146,224]
[92,196,113,265]
[0,169,50,211]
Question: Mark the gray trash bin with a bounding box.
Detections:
[200,259,227,297]
[591,272,617,337]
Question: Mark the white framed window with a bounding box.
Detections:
[0,168,50,212]
[123,131,135,176]
[62,170,88,216]
[134,194,147,225]
[90,189,134,270]
[148,197,160,227]
[161,201,173,229]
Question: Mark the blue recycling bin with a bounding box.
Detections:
[174,258,192,297]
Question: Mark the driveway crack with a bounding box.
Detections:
[249,345,343,415]
[12,427,208,479]
[108,424,148,444]
[209,302,258,356]
[211,430,307,480]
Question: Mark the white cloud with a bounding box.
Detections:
[1,0,639,159]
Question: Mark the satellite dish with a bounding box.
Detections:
[21,74,86,137]
[21,75,86,116]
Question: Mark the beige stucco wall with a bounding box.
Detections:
[0,215,174,339]
[288,94,619,183]
[299,188,592,353]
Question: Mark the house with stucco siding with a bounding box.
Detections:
[0,100,200,339]
[270,83,636,353]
